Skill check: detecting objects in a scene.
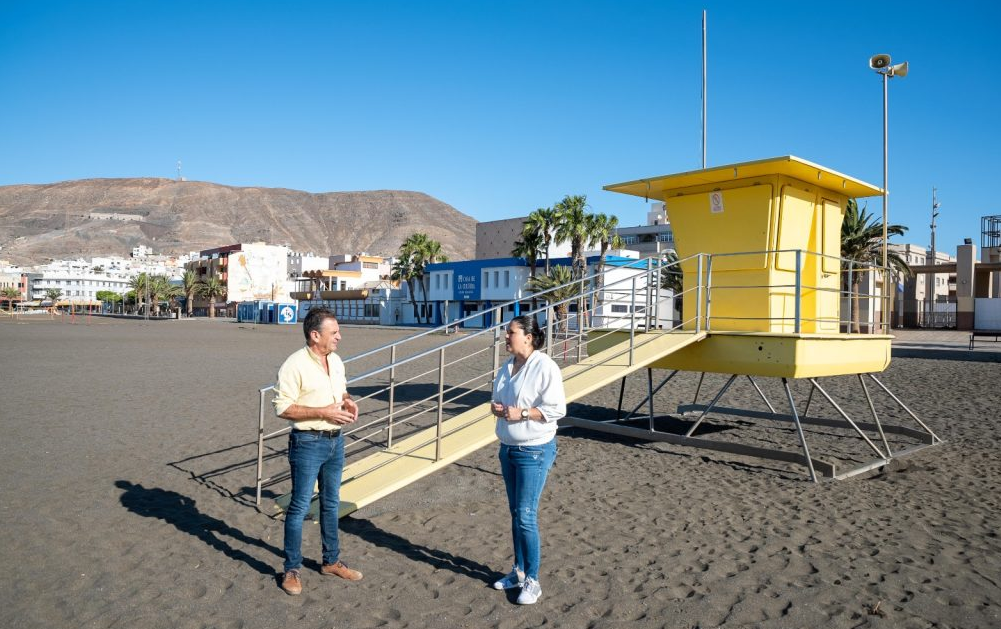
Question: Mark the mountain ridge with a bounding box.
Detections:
[0,178,478,264]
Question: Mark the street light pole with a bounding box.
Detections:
[870,54,907,329]
[881,69,888,273]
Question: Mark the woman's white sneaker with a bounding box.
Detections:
[517,577,542,604]
[492,568,524,590]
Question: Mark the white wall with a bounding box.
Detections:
[975,298,1001,330]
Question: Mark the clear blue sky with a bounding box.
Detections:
[2,1,999,257]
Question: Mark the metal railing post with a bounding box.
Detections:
[492,308,502,377]
[654,255,662,329]
[629,275,637,366]
[847,260,854,333]
[387,344,397,449]
[256,388,266,506]
[576,278,585,362]
[695,254,703,333]
[435,347,445,462]
[883,267,891,334]
[705,254,713,332]
[545,305,553,356]
[794,249,802,334]
[648,258,656,332]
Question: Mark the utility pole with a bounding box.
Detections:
[701,10,707,169]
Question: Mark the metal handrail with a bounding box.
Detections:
[254,253,687,504]
[254,247,896,505]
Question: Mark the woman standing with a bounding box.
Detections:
[490,315,566,605]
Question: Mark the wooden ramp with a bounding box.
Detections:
[275,330,706,517]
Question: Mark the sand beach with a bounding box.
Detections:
[0,316,999,629]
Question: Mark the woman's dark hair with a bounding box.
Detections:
[510,315,545,350]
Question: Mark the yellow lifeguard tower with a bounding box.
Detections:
[570,155,941,480]
[601,155,894,377]
[262,157,941,518]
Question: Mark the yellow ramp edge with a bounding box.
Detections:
[286,331,707,517]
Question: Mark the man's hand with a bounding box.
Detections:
[321,402,356,425]
[341,396,359,421]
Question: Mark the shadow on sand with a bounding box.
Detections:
[115,480,281,576]
[341,516,499,586]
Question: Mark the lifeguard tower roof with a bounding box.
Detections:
[604,155,883,200]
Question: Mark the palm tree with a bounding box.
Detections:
[391,252,420,323]
[398,233,449,324]
[841,199,910,332]
[660,251,684,325]
[415,235,449,321]
[148,275,183,316]
[524,207,558,273]
[197,277,227,318]
[513,225,546,312]
[182,270,199,317]
[44,288,62,313]
[553,194,594,280]
[527,265,582,336]
[587,213,622,306]
[130,273,148,315]
[1,287,20,313]
[659,251,683,292]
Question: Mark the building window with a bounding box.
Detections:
[657,233,673,242]
[622,235,638,245]
[484,272,489,288]
[435,274,441,290]
[444,274,449,289]
[494,271,499,287]
[362,261,378,269]
[504,270,510,287]
[611,304,629,313]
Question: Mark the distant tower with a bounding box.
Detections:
[176,160,185,182]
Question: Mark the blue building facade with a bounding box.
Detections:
[424,254,654,329]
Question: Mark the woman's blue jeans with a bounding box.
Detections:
[499,439,557,580]
[283,430,344,572]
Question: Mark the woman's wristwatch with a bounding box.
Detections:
[520,408,530,421]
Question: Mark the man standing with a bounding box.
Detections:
[273,307,363,596]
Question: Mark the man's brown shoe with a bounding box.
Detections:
[320,560,363,581]
[281,569,303,595]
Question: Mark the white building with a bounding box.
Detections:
[889,243,957,328]
[29,270,132,304]
[614,203,676,256]
[287,252,330,279]
[185,243,293,315]
[132,244,153,258]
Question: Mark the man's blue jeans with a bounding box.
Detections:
[283,430,344,572]
[499,439,557,580]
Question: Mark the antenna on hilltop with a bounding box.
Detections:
[176,160,185,182]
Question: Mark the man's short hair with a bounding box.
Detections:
[303,306,338,342]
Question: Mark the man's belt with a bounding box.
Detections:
[292,428,341,439]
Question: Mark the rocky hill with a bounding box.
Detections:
[0,178,477,264]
